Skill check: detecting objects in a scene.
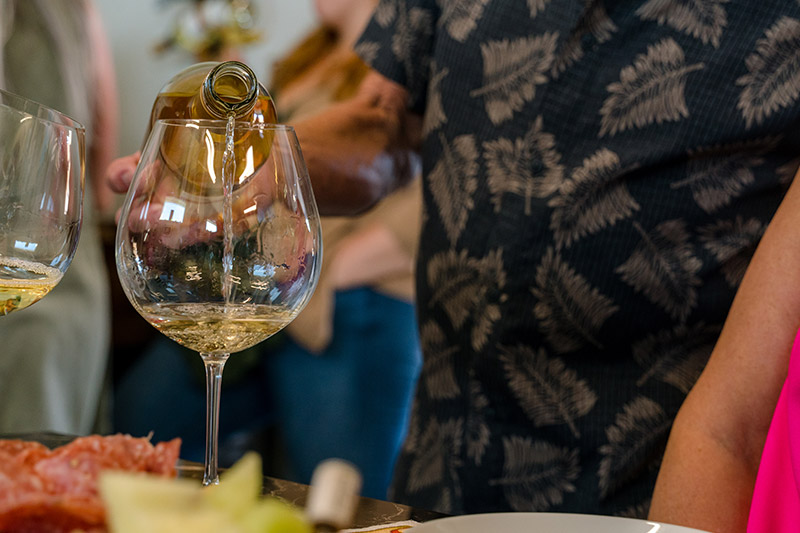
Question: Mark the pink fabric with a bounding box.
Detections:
[747,328,800,532]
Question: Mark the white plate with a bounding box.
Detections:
[408,512,710,533]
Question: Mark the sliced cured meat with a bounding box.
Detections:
[0,434,181,533]
[0,440,49,457]
[0,450,45,509]
[147,438,182,476]
[34,435,179,497]
[0,495,105,533]
[0,441,50,470]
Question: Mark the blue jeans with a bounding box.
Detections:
[264,287,421,499]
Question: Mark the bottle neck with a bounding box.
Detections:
[201,61,259,119]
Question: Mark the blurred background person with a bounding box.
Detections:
[112,0,422,500]
[263,0,422,499]
[0,0,117,434]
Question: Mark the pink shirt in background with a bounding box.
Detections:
[747,329,800,532]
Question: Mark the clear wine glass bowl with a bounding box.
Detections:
[0,88,85,316]
[115,119,321,485]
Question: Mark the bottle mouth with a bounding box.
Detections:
[202,61,259,118]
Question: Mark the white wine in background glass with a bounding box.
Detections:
[115,119,322,485]
[0,88,85,316]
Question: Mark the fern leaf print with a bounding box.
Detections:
[584,0,618,42]
[439,0,491,42]
[528,0,553,18]
[433,490,454,516]
[637,0,729,48]
[466,379,491,466]
[391,2,433,85]
[551,0,618,78]
[737,17,800,129]
[353,40,380,65]
[549,148,640,249]
[470,33,559,125]
[599,38,704,137]
[427,249,480,328]
[472,299,501,352]
[427,249,506,350]
[423,61,449,135]
[430,135,478,243]
[699,216,765,287]
[420,321,461,400]
[598,397,671,499]
[429,133,479,245]
[401,400,421,455]
[616,221,702,322]
[671,138,778,213]
[633,322,721,393]
[484,115,564,214]
[407,418,464,503]
[499,345,597,438]
[374,0,396,26]
[551,35,584,80]
[531,248,619,353]
[777,157,800,185]
[490,436,580,511]
[671,156,758,214]
[616,501,652,520]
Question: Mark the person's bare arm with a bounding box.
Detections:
[649,173,800,531]
[293,70,422,216]
[85,0,118,214]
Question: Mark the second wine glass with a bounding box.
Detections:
[0,88,85,316]
[115,120,322,485]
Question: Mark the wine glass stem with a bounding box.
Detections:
[201,352,229,486]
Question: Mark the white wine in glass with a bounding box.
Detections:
[0,89,85,316]
[115,120,321,485]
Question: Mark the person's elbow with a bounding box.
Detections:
[310,146,420,217]
[356,148,420,208]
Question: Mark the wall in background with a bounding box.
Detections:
[94,0,316,157]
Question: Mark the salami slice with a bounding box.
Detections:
[0,440,49,457]
[0,496,105,533]
[148,438,182,476]
[35,435,177,496]
[0,434,181,533]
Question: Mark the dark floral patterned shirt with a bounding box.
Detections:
[356,0,800,517]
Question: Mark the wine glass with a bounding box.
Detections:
[0,89,85,316]
[115,119,322,485]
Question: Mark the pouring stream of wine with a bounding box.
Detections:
[221,115,236,306]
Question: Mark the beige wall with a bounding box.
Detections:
[95,0,316,157]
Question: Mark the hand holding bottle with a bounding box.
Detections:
[107,151,141,205]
